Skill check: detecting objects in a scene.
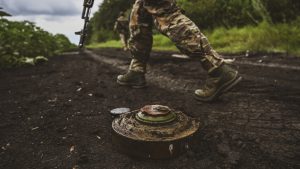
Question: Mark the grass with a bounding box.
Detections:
[88,35,178,51]
[88,39,123,49]
[88,22,300,56]
[208,22,300,55]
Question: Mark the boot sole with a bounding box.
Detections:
[117,80,146,89]
[194,74,242,102]
[221,76,242,94]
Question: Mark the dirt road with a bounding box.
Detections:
[0,48,299,169]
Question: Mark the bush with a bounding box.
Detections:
[0,19,75,68]
[54,34,75,52]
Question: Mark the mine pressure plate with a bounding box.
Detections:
[135,105,176,124]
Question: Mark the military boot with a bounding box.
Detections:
[117,71,146,88]
[117,59,146,88]
[194,64,242,102]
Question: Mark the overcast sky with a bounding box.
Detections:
[0,0,103,44]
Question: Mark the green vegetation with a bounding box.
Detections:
[87,0,300,56]
[88,39,123,49]
[0,18,75,68]
[88,0,132,43]
[88,35,177,51]
[209,21,300,55]
[177,0,299,28]
[89,21,300,55]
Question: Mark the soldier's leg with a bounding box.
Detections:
[124,33,130,50]
[119,33,128,51]
[117,0,153,88]
[145,0,241,101]
[119,33,126,49]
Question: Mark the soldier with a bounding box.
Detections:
[117,0,242,102]
[114,11,130,51]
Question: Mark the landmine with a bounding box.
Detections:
[112,105,200,159]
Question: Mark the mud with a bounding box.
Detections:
[0,48,299,169]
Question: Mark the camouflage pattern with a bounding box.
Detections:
[114,14,130,50]
[128,0,225,73]
[129,59,147,73]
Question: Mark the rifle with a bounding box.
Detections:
[75,0,95,48]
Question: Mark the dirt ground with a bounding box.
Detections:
[0,48,299,169]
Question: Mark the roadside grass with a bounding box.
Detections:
[208,22,300,55]
[88,22,300,56]
[88,39,122,49]
[88,35,178,51]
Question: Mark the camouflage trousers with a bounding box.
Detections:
[119,33,129,50]
[128,0,225,73]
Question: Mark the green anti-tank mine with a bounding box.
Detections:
[112,105,200,159]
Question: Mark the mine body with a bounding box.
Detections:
[112,105,200,159]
